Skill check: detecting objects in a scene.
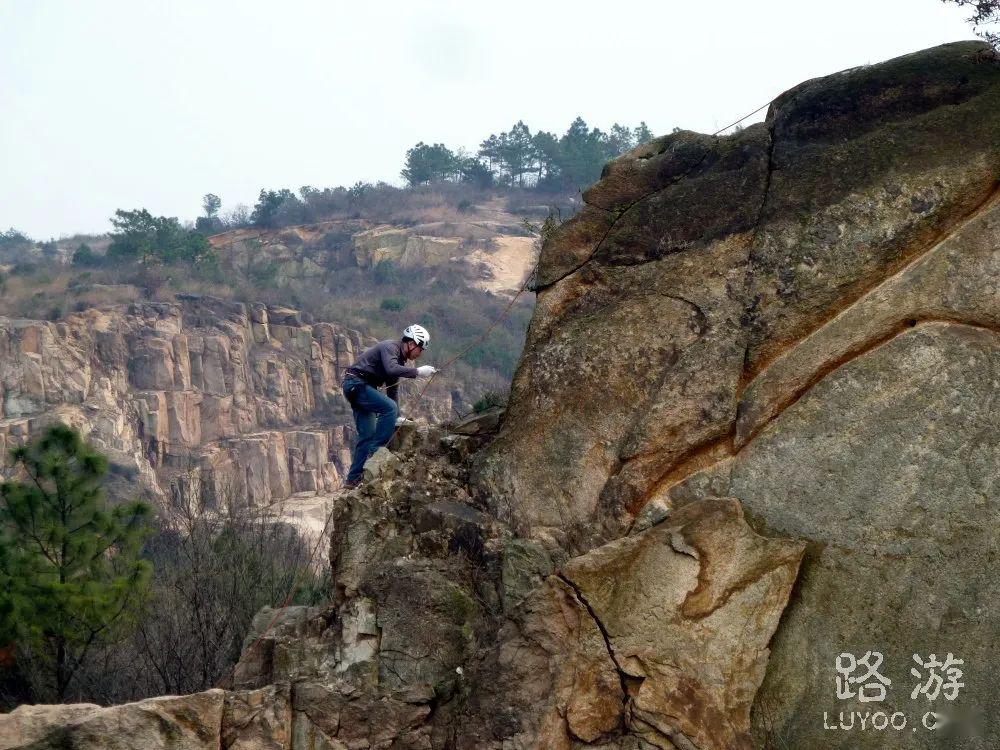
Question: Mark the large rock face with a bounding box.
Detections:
[477,40,1000,543]
[0,691,226,750]
[671,322,1000,747]
[473,40,1000,747]
[230,433,806,750]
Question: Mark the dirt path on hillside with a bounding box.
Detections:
[468,235,537,296]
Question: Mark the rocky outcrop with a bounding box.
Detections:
[352,226,463,269]
[208,216,537,298]
[209,221,367,288]
[669,322,1000,747]
[221,429,804,750]
[473,40,1000,748]
[477,40,1000,544]
[0,691,226,750]
[0,295,448,515]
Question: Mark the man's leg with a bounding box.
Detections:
[372,395,400,451]
[347,385,398,481]
[346,405,376,484]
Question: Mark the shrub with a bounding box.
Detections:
[67,272,92,291]
[373,259,402,285]
[380,296,408,311]
[107,208,214,265]
[63,486,324,705]
[473,389,508,413]
[72,243,101,267]
[10,262,37,276]
[0,229,31,251]
[247,260,279,287]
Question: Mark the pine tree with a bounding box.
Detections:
[498,121,537,187]
[201,193,221,219]
[633,122,654,146]
[945,0,999,48]
[401,142,459,185]
[532,131,561,187]
[607,123,637,157]
[477,133,501,174]
[0,425,152,700]
[558,117,609,191]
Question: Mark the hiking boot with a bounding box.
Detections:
[343,478,363,490]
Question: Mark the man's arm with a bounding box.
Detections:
[379,343,418,379]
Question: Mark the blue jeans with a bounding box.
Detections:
[343,377,398,483]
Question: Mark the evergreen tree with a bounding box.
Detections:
[196,193,223,234]
[477,134,501,174]
[606,123,636,157]
[458,156,494,188]
[945,0,999,47]
[532,130,561,187]
[558,117,609,191]
[633,121,654,146]
[0,425,152,700]
[250,188,305,228]
[401,142,459,185]
[201,193,221,219]
[107,208,213,265]
[71,243,100,268]
[497,121,537,186]
[0,229,32,256]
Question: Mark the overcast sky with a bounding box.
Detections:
[0,0,976,238]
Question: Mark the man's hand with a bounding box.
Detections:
[395,416,406,426]
[416,365,437,378]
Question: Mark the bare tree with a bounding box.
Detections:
[945,0,1000,47]
[68,484,328,704]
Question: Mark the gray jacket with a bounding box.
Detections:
[344,339,418,402]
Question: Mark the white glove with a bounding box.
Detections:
[395,416,406,426]
[416,365,437,378]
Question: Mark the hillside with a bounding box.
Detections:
[0,189,541,411]
[0,195,539,543]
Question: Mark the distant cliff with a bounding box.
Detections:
[0,295,453,514]
[208,206,536,299]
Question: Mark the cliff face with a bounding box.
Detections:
[0,295,451,515]
[475,39,1000,747]
[2,42,999,750]
[208,209,537,297]
[478,41,1000,542]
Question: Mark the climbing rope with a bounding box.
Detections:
[710,99,773,136]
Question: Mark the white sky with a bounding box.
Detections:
[0,0,976,238]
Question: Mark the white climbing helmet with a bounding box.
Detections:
[402,324,430,348]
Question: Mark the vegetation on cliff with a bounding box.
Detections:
[401,117,654,191]
[0,426,151,702]
[0,428,324,707]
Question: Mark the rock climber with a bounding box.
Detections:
[341,324,437,488]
